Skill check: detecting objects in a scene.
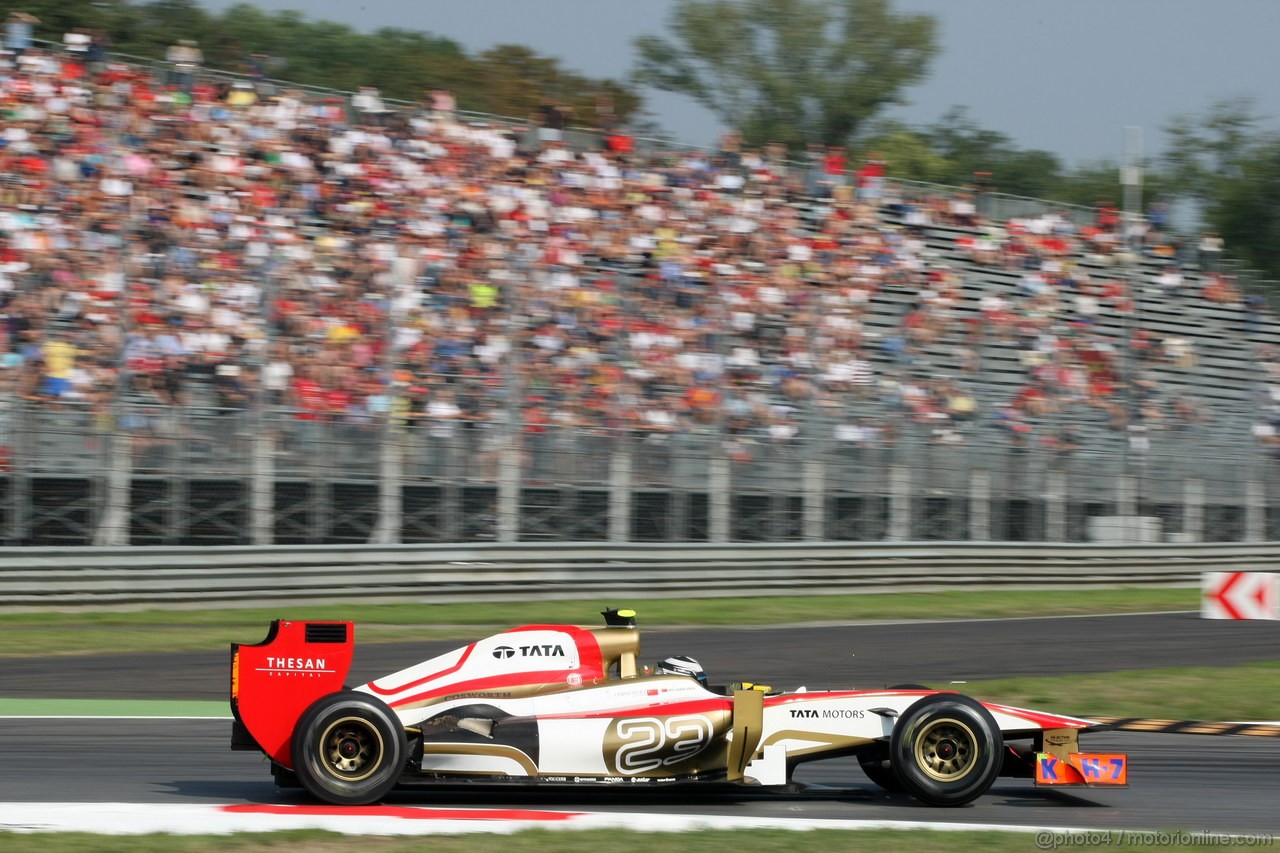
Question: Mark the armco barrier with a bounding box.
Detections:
[2,542,1277,610]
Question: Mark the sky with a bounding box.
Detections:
[198,0,1280,167]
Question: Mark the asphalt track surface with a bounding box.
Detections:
[2,612,1279,833]
[3,611,1279,700]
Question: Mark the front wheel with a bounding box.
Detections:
[858,685,930,792]
[291,691,407,805]
[858,752,902,791]
[889,693,1002,806]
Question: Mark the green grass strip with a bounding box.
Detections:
[962,660,1280,722]
[1,586,1198,658]
[0,698,228,718]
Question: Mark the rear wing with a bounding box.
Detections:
[230,620,355,768]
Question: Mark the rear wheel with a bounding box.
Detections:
[889,693,1002,806]
[291,691,407,805]
[271,762,300,789]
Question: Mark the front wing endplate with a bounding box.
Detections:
[1035,752,1128,786]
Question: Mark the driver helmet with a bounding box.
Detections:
[656,654,708,688]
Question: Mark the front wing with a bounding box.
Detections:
[1035,752,1129,787]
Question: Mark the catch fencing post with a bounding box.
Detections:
[609,435,632,542]
[1185,478,1205,542]
[803,458,824,541]
[497,445,520,542]
[1045,470,1067,543]
[250,427,273,545]
[370,434,403,544]
[709,455,730,542]
[969,468,990,541]
[889,465,910,540]
[1246,479,1265,542]
[92,429,130,547]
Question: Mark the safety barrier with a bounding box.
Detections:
[1,541,1275,610]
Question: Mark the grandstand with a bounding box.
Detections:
[1,37,1279,546]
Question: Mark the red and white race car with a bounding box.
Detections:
[230,609,1127,807]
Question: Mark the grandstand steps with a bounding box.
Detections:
[847,215,1279,450]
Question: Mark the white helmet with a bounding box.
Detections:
[656,655,708,688]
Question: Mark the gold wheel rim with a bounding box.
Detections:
[912,717,978,782]
[318,716,385,782]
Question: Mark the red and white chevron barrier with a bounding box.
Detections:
[1201,572,1280,620]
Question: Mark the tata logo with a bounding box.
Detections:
[521,644,565,658]
[789,708,819,718]
[492,644,566,659]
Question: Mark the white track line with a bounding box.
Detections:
[0,802,1088,836]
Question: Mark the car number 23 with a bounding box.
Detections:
[606,715,715,774]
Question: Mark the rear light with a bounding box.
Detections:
[306,623,349,643]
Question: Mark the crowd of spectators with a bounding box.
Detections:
[0,29,1265,469]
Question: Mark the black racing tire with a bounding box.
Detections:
[271,762,301,789]
[858,753,902,791]
[857,685,931,792]
[291,690,407,805]
[889,693,1003,807]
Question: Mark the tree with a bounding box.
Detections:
[920,107,1064,198]
[1162,97,1259,201]
[1047,160,1128,211]
[0,0,121,38]
[1163,99,1280,278]
[0,0,644,126]
[1212,139,1280,277]
[632,0,937,149]
[459,44,639,127]
[855,121,951,184]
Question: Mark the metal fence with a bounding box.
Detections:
[5,540,1258,609]
[1,399,1276,546]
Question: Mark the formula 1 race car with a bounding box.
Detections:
[230,609,1128,807]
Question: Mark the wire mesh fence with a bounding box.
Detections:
[0,399,1276,545]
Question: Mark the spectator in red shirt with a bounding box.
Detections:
[822,146,847,196]
[856,154,885,204]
